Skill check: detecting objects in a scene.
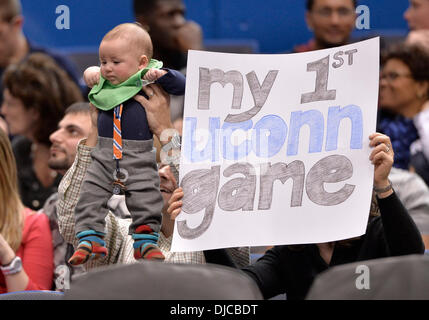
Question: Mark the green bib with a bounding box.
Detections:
[88,59,163,111]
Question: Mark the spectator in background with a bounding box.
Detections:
[404,31,429,188]
[378,44,429,173]
[0,0,83,105]
[404,0,429,31]
[293,0,356,52]
[0,129,53,293]
[42,102,92,291]
[1,53,83,211]
[133,0,204,122]
[133,0,203,71]
[47,103,92,177]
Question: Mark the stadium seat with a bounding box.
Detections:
[306,254,429,300]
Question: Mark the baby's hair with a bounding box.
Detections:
[102,22,153,59]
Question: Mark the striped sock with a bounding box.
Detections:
[68,230,107,265]
[132,225,165,261]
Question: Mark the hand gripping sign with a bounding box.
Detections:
[172,38,380,252]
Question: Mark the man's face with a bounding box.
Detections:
[306,0,356,48]
[48,112,92,173]
[404,0,429,31]
[138,0,186,50]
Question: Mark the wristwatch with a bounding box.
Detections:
[1,256,22,276]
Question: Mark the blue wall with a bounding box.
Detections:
[21,0,410,54]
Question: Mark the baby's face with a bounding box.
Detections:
[99,38,144,85]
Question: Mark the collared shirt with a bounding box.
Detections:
[56,139,249,269]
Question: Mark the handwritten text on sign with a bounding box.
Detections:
[172,38,380,252]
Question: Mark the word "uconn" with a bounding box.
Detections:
[184,104,363,162]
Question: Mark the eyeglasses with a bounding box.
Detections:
[313,7,355,18]
[379,72,413,82]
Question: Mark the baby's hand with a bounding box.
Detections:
[84,66,101,88]
[143,68,167,82]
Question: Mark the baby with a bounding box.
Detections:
[69,23,185,265]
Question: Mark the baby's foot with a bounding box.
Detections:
[132,225,165,261]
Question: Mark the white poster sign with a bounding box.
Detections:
[172,37,380,252]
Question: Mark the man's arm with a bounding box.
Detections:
[56,140,93,246]
[378,192,425,255]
